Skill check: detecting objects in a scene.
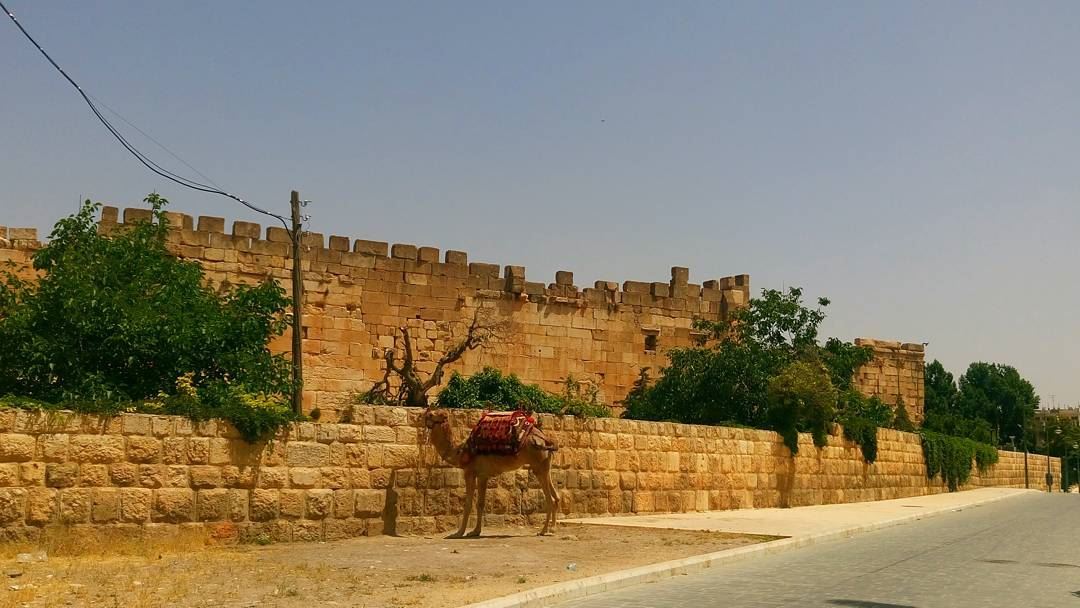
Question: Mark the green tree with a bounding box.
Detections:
[0,196,295,439]
[625,287,868,434]
[924,360,958,416]
[766,360,837,454]
[956,362,1038,447]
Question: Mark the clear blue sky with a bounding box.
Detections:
[3,2,1078,407]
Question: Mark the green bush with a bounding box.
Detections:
[765,361,837,454]
[435,367,610,417]
[920,430,999,491]
[836,390,892,463]
[0,196,297,440]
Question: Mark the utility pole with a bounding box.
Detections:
[289,190,304,415]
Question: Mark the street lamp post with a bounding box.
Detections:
[1018,423,1029,489]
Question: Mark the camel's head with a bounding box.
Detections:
[421,409,449,429]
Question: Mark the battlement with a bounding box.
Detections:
[0,225,41,249]
[99,205,751,317]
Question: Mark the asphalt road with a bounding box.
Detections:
[555,492,1080,608]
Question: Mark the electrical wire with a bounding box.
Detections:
[0,0,290,228]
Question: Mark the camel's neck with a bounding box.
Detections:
[429,422,465,467]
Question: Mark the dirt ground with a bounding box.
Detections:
[0,523,775,608]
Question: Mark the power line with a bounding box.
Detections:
[0,0,289,228]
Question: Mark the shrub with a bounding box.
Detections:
[765,361,837,454]
[0,196,297,440]
[891,397,916,433]
[836,390,892,463]
[435,367,610,417]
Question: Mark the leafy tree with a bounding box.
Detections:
[924,360,958,416]
[820,337,873,391]
[956,362,1038,446]
[625,287,870,436]
[628,288,831,425]
[0,196,295,440]
[766,361,837,454]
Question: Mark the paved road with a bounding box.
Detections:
[557,493,1080,608]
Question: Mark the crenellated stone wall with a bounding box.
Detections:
[0,210,751,419]
[0,407,1059,545]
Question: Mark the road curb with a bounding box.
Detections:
[460,490,1029,608]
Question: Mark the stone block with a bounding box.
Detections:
[354,489,386,517]
[0,434,35,462]
[153,489,195,523]
[197,489,230,521]
[390,243,418,260]
[287,442,330,467]
[122,414,153,436]
[469,262,500,278]
[354,239,389,256]
[0,488,26,524]
[45,463,79,488]
[197,216,225,233]
[651,282,670,297]
[418,246,440,263]
[623,280,650,294]
[78,464,109,488]
[0,463,16,486]
[232,221,261,239]
[555,271,574,286]
[670,266,689,286]
[333,490,354,518]
[60,488,91,523]
[126,436,162,463]
[289,467,321,489]
[250,489,278,521]
[69,435,124,463]
[306,489,333,519]
[91,488,120,523]
[26,488,57,524]
[279,490,305,519]
[119,488,151,523]
[110,463,138,486]
[266,226,290,242]
[444,250,467,265]
[19,462,43,486]
[328,235,350,251]
[190,466,223,489]
[37,434,68,462]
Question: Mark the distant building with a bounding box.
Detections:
[1035,407,1080,425]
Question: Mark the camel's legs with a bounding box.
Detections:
[466,478,488,537]
[535,458,558,536]
[449,470,476,539]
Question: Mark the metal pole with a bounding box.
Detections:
[1020,422,1029,489]
[289,190,304,415]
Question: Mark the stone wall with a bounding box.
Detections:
[0,211,751,419]
[853,338,926,423]
[0,407,1059,544]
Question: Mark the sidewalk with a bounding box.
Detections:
[564,487,1034,538]
[465,487,1036,608]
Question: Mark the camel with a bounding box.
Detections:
[421,409,560,538]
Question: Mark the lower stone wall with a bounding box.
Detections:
[0,407,1059,544]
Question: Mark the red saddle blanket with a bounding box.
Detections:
[465,410,537,456]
